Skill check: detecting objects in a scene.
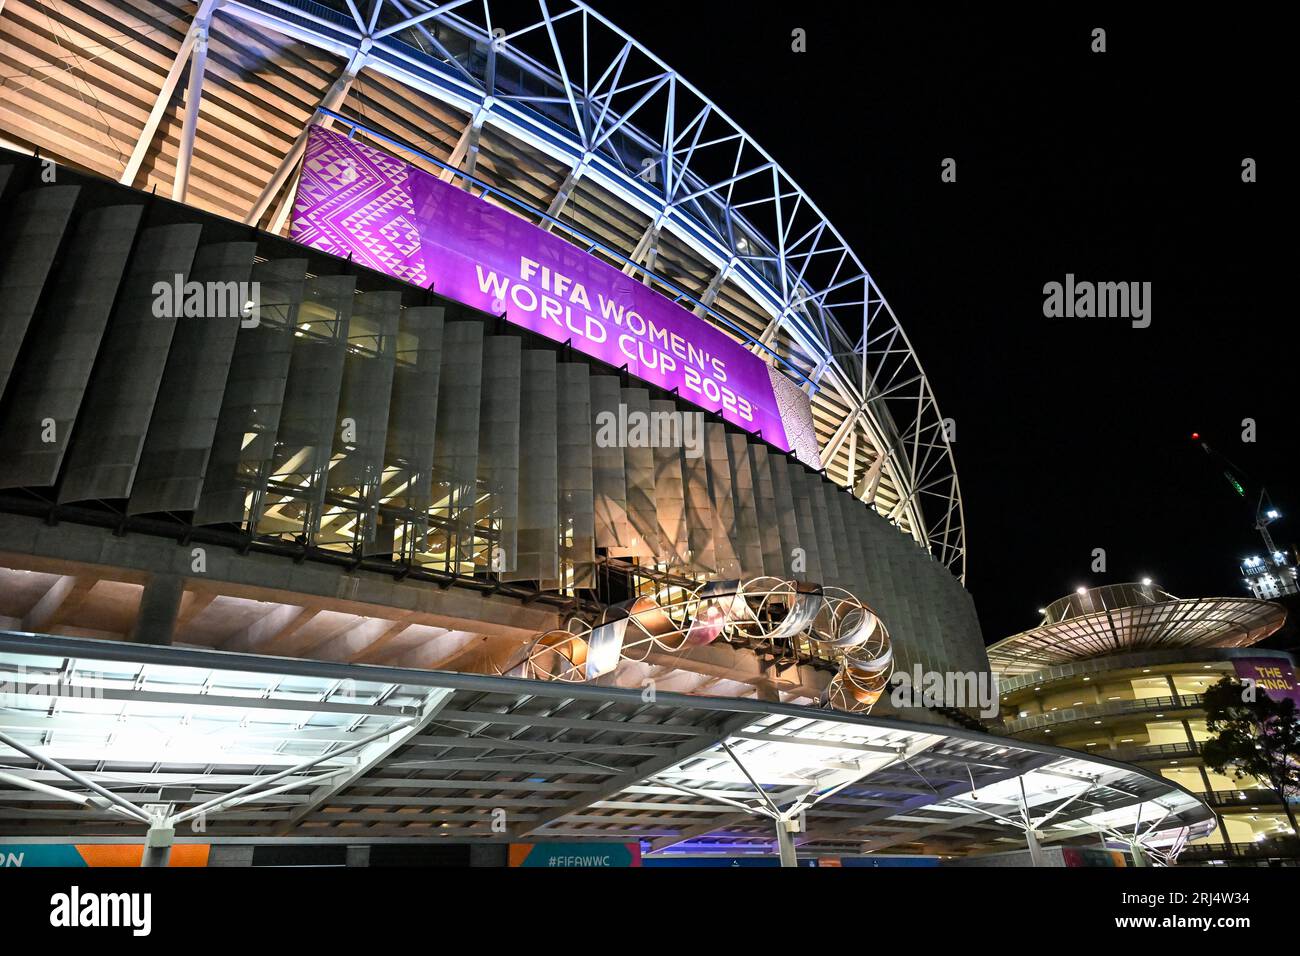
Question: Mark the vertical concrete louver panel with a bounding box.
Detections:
[908,569,938,675]
[194,259,306,526]
[555,362,596,588]
[820,484,851,589]
[650,399,688,568]
[843,494,872,598]
[705,423,741,578]
[839,493,862,590]
[479,336,522,575]
[506,349,558,582]
[266,275,355,541]
[378,305,445,557]
[749,445,783,577]
[326,290,400,549]
[768,451,800,578]
[807,472,839,583]
[959,587,991,676]
[855,505,907,672]
[906,547,935,670]
[682,420,716,576]
[875,518,923,673]
[0,185,79,399]
[128,242,258,515]
[727,433,764,577]
[589,375,629,551]
[620,387,658,558]
[929,562,959,675]
[785,463,823,583]
[920,558,956,674]
[845,494,872,595]
[58,223,203,503]
[0,204,142,490]
[850,500,879,579]
[938,559,973,676]
[429,322,484,572]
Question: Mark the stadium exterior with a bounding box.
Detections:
[0,1,1215,863]
[990,583,1297,865]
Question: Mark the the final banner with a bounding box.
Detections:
[291,126,791,452]
[1232,657,1300,707]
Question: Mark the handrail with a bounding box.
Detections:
[1200,789,1281,809]
[1003,694,1205,734]
[1105,740,1201,762]
[1180,837,1300,859]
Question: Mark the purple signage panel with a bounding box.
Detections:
[291,130,429,287]
[292,126,789,450]
[1232,657,1300,707]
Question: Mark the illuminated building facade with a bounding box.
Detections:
[0,1,1216,863]
[1241,550,1299,600]
[0,0,986,709]
[990,583,1296,865]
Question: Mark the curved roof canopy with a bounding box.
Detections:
[987,583,1287,678]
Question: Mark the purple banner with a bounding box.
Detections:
[292,126,789,449]
[1232,658,1300,707]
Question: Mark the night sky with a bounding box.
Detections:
[603,5,1294,642]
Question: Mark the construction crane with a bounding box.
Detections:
[1192,432,1295,596]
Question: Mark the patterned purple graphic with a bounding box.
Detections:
[292,126,789,450]
[291,130,427,285]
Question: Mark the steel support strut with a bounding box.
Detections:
[0,728,152,823]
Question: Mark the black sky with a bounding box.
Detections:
[599,4,1294,641]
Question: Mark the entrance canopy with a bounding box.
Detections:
[0,631,1212,859]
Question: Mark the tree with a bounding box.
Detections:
[1201,676,1300,840]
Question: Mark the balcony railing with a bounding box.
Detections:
[1179,837,1300,862]
[1003,694,1204,734]
[1201,789,1281,809]
[1102,740,1202,763]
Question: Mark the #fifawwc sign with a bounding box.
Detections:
[291,126,791,451]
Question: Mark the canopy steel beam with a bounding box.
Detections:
[646,735,934,855]
[244,49,368,227]
[173,717,417,825]
[516,712,754,836]
[171,24,209,202]
[118,0,220,188]
[0,729,152,824]
[274,687,453,833]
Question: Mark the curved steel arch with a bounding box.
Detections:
[176,0,965,579]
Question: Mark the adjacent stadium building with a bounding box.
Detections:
[0,1,1216,863]
[989,583,1297,865]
